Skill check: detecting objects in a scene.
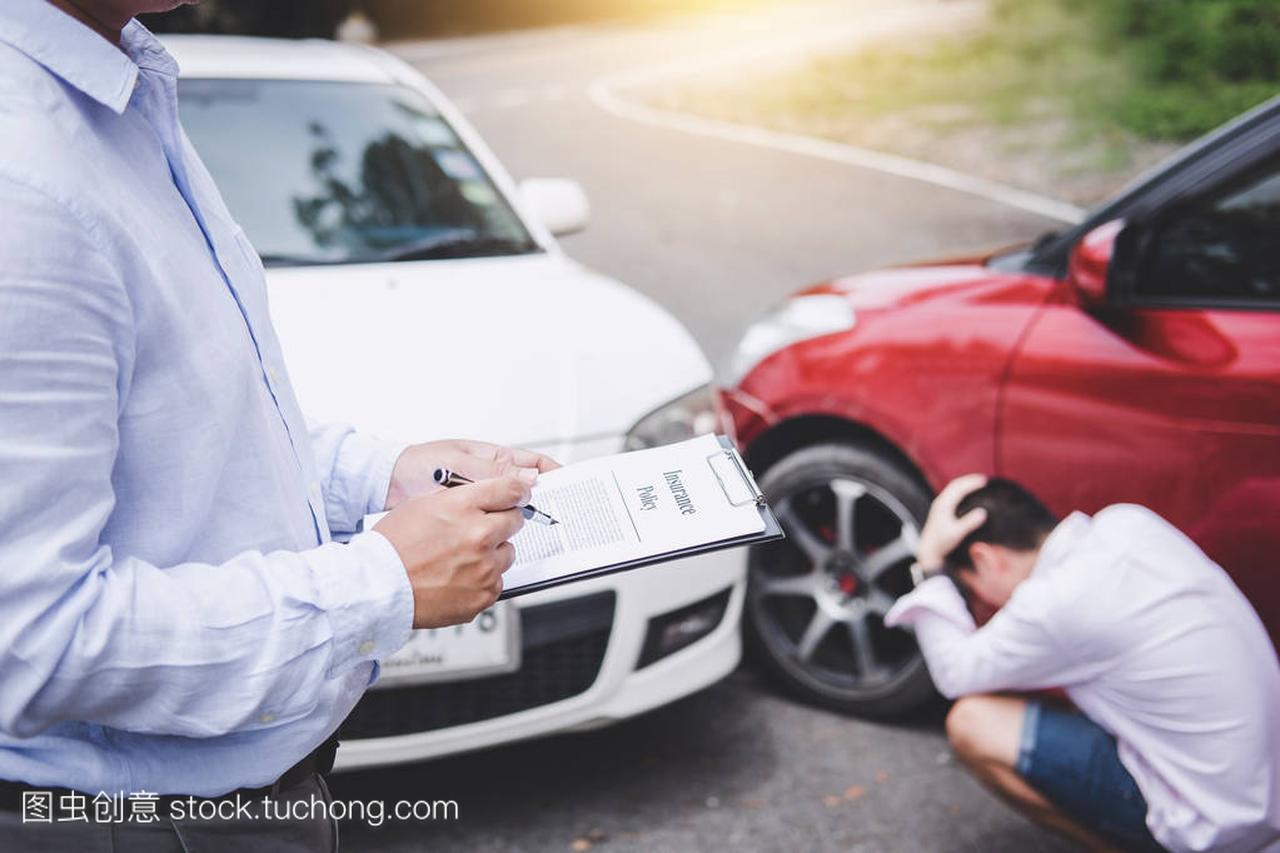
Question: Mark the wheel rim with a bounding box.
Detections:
[748,473,922,700]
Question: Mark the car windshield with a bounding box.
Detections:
[178,79,539,266]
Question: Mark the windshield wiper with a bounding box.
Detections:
[257,232,540,268]
[375,231,540,263]
[259,254,344,268]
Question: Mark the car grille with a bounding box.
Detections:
[337,592,616,740]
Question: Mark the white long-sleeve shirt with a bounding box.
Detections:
[887,506,1280,852]
[0,3,414,796]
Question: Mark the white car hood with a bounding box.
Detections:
[264,253,710,449]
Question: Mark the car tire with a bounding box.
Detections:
[744,440,939,718]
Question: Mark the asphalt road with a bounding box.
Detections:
[333,3,1075,850]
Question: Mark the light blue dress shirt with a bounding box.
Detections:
[0,2,415,796]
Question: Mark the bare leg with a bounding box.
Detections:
[946,695,1123,852]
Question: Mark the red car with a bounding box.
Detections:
[724,97,1280,718]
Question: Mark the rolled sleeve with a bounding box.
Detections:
[309,422,409,535]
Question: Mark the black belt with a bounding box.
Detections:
[0,731,339,813]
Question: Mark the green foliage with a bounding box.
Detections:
[1112,80,1278,140]
[1082,0,1280,138]
[773,0,1278,143]
[1092,0,1280,83]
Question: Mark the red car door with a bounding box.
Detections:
[998,155,1280,640]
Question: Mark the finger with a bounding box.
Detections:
[455,439,499,459]
[506,447,561,472]
[468,476,532,513]
[943,473,988,500]
[494,541,516,574]
[956,507,988,537]
[451,444,506,481]
[939,474,989,510]
[479,582,501,612]
[484,447,539,484]
[484,507,526,546]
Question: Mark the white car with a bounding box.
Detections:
[163,36,746,769]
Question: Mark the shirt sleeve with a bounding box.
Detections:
[885,575,1108,699]
[0,179,415,739]
[308,421,409,536]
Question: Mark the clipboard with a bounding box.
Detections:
[500,435,784,599]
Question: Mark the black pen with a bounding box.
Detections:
[432,468,559,526]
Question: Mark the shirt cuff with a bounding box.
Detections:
[328,431,410,528]
[311,530,414,677]
[885,575,975,632]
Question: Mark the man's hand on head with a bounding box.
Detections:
[384,439,561,511]
[916,474,990,573]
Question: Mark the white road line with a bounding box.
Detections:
[588,91,1086,224]
[586,5,1086,225]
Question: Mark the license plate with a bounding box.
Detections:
[373,602,520,688]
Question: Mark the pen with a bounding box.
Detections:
[432,468,559,526]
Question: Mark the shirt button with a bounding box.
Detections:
[358,640,375,656]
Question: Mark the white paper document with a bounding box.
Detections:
[502,434,770,596]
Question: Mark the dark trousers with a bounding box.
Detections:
[0,772,338,853]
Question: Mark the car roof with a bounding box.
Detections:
[160,35,397,83]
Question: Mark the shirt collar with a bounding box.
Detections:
[0,0,177,116]
[1033,511,1092,571]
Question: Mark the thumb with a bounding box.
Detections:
[469,476,532,513]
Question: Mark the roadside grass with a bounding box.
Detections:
[646,0,1277,206]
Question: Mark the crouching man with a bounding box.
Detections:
[886,475,1280,852]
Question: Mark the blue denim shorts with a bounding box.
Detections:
[1015,701,1165,851]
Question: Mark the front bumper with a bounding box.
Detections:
[334,492,747,771]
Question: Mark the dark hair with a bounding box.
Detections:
[942,478,1058,577]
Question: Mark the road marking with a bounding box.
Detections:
[587,90,1086,224]
[585,4,1086,225]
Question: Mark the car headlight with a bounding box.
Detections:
[624,384,731,451]
[722,294,855,386]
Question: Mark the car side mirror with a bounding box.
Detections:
[1066,219,1124,309]
[518,178,591,238]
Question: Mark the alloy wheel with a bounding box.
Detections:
[748,472,923,700]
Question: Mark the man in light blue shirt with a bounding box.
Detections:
[0,0,555,848]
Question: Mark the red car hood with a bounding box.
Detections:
[801,258,999,311]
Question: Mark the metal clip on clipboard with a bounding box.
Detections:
[706,441,766,508]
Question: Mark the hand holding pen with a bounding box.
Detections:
[433,468,559,526]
